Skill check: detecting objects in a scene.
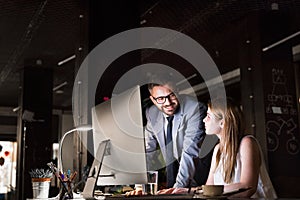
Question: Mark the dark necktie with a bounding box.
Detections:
[166,116,178,188]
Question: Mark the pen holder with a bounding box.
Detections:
[59,180,74,200]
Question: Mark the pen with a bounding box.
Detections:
[60,173,65,180]
[70,171,77,182]
[188,179,192,193]
[67,169,71,178]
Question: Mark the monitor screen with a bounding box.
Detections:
[91,85,148,185]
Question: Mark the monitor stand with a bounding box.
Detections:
[81,139,110,199]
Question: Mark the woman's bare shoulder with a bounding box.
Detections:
[213,143,220,153]
[241,135,258,147]
[240,135,261,160]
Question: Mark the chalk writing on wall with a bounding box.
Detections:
[265,68,299,155]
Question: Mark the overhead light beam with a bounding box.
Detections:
[262,30,300,52]
[57,55,76,66]
[53,81,68,91]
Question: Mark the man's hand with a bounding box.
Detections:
[156,188,188,194]
[125,188,144,196]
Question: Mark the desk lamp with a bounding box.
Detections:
[58,124,93,172]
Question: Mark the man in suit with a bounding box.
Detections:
[145,77,208,188]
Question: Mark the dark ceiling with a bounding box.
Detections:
[1,0,300,110]
[0,0,80,109]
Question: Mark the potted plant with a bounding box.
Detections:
[29,168,53,198]
[29,168,53,181]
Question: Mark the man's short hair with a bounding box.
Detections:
[147,73,177,93]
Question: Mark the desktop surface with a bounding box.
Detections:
[27,193,300,200]
[27,193,195,200]
[106,193,201,200]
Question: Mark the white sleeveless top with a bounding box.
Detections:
[213,135,277,198]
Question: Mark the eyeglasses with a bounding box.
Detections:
[152,92,177,104]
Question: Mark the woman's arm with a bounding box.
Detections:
[224,136,261,197]
[206,144,219,185]
[157,144,220,195]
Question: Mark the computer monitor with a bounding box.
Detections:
[91,85,148,185]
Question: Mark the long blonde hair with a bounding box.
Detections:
[208,98,244,183]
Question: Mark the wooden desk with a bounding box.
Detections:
[106,193,220,199]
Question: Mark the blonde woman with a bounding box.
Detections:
[157,98,277,198]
